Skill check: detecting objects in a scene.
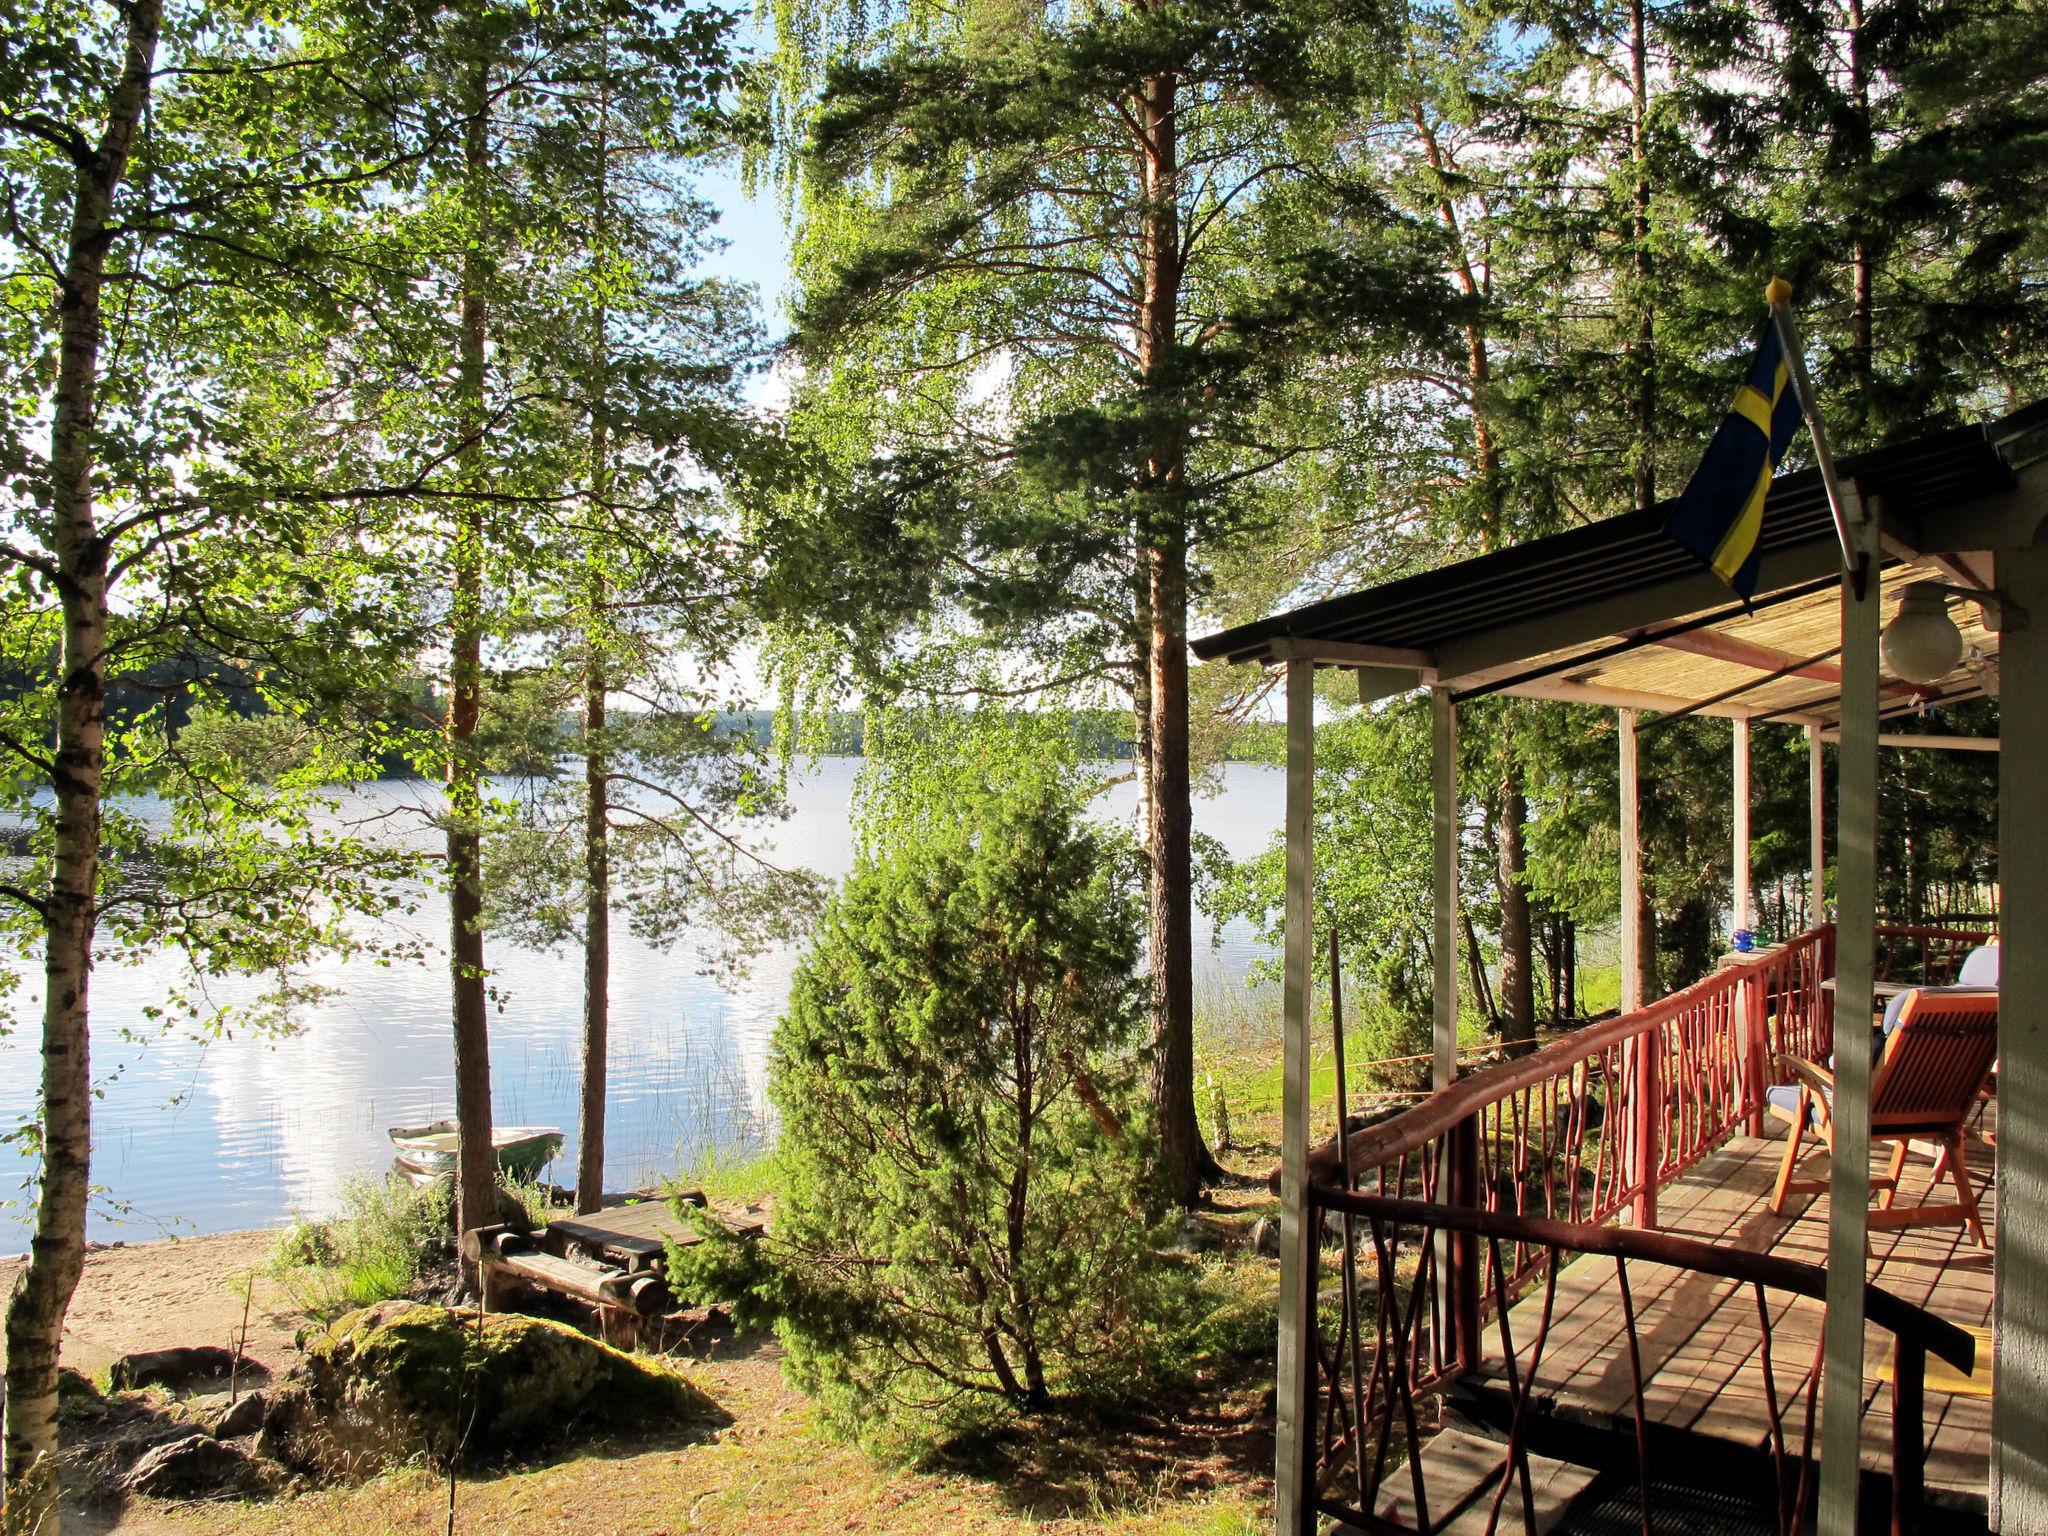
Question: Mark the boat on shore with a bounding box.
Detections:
[388,1121,564,1186]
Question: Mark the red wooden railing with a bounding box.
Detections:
[1875,920,1997,986]
[1288,922,1971,1534]
[1306,1194,1976,1536]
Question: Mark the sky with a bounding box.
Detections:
[695,160,794,326]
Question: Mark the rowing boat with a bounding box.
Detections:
[387,1121,564,1184]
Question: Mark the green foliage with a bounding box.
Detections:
[268,1177,456,1320]
[1208,701,1436,1053]
[670,733,1172,1444]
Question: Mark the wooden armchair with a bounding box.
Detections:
[1767,988,1999,1247]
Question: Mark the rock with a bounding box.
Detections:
[109,1346,253,1393]
[1251,1215,1280,1257]
[57,1366,101,1403]
[122,1432,260,1498]
[266,1301,726,1476]
[212,1391,266,1439]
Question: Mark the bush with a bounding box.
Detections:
[270,1176,455,1318]
[672,741,1168,1444]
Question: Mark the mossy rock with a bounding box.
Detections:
[269,1301,722,1476]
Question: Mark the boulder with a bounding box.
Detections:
[109,1346,254,1393]
[266,1301,724,1476]
[212,1391,267,1440]
[121,1432,261,1498]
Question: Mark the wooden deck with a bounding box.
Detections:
[1470,1126,1997,1509]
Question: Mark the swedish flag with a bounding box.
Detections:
[1663,311,1805,601]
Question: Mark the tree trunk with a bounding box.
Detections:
[577,575,609,1214]
[1628,0,1656,515]
[1496,773,1536,1049]
[576,79,613,1219]
[1846,0,1875,435]
[1133,67,1211,1207]
[450,64,496,1257]
[1636,887,1659,1002]
[4,9,161,1530]
[1131,553,1152,804]
[1561,916,1578,1025]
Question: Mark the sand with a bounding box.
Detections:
[0,1230,303,1380]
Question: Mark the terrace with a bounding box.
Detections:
[1192,401,2048,1533]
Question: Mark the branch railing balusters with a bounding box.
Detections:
[1285,924,1973,1535]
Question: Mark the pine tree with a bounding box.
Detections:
[752,0,1458,1202]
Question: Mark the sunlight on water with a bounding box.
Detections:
[0,758,1282,1249]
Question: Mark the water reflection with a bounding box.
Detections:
[0,758,1280,1248]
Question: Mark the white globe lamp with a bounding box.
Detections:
[1881,583,1965,686]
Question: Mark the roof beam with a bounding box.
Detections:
[1884,466,2048,557]
[1498,673,1813,721]
[1647,629,1929,701]
[1434,540,1848,690]
[1266,637,1438,675]
[1815,731,1999,751]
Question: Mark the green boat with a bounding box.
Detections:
[387,1120,563,1186]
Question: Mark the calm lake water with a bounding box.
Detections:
[0,759,1282,1250]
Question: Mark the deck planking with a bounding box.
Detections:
[1468,1127,1997,1504]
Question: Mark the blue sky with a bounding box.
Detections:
[696,160,793,324]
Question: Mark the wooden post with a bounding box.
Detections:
[1733,716,1752,933]
[1273,657,1316,1536]
[1745,967,1769,1138]
[1619,707,1658,1227]
[1892,1344,1925,1536]
[1449,1113,1483,1373]
[1433,689,1459,1091]
[1808,722,1827,928]
[1819,500,1880,1536]
[1631,1016,1660,1231]
[1620,708,1644,1013]
[1993,538,2048,1533]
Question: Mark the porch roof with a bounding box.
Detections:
[1192,402,2048,730]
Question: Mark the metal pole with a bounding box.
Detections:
[1767,279,1866,592]
[1273,657,1316,1536]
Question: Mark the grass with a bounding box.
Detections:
[675,1143,779,1207]
[144,1167,1284,1536]
[266,1173,550,1320]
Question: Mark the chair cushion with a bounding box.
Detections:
[1766,1082,1826,1126]
[1881,980,1999,1039]
[1957,945,2000,988]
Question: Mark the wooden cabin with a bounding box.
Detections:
[1191,402,2048,1534]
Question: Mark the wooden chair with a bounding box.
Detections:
[1767,988,1999,1247]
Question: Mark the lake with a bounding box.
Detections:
[0,759,1283,1250]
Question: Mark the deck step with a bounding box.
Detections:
[1338,1429,1599,1535]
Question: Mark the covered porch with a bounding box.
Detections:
[1190,402,2048,1533]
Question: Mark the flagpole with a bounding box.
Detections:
[1765,276,1868,594]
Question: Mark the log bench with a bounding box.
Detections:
[460,1190,765,1349]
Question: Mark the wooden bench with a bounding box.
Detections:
[461,1190,765,1348]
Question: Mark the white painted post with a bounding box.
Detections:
[1993,539,2048,1532]
[1433,688,1459,1091]
[1273,657,1316,1536]
[1620,708,1644,1013]
[1808,722,1827,927]
[1734,717,1752,934]
[1819,506,1881,1536]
